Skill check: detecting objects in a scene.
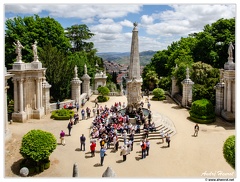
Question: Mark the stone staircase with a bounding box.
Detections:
[117,123,175,143]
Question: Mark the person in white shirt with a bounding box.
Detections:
[160,130,165,143]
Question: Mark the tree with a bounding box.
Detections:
[39,43,73,101]
[5,15,71,69]
[143,69,160,91]
[191,62,219,104]
[152,88,165,100]
[223,135,235,169]
[20,129,57,162]
[65,24,94,53]
[98,86,110,97]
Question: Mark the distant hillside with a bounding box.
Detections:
[97,50,156,66]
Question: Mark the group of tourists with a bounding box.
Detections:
[58,96,177,166]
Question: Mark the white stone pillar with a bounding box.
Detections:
[40,78,43,108]
[36,78,40,109]
[223,80,227,110]
[13,78,18,112]
[19,79,24,112]
[227,80,232,112]
[5,85,9,130]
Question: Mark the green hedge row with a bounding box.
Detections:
[51,109,74,120]
[223,135,235,169]
[151,96,166,101]
[189,116,215,124]
[189,99,215,124]
[97,96,110,102]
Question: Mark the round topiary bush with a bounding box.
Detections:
[51,109,74,120]
[152,88,166,101]
[189,99,215,124]
[223,135,235,169]
[19,129,57,175]
[97,95,110,102]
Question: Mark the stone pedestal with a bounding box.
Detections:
[221,110,235,122]
[214,82,224,116]
[32,107,45,119]
[12,112,28,123]
[181,79,194,107]
[126,79,142,106]
[71,78,82,103]
[171,76,179,97]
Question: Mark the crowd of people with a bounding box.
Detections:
[59,97,172,166]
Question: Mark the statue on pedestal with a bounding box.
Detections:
[74,65,78,78]
[13,40,24,62]
[228,42,234,59]
[32,40,39,61]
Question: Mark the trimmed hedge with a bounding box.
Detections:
[19,130,56,175]
[189,99,215,124]
[151,96,166,101]
[223,135,235,169]
[51,109,74,120]
[97,95,109,102]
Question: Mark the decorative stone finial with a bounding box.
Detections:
[32,40,39,61]
[84,64,87,74]
[133,22,138,27]
[74,65,78,78]
[186,67,189,79]
[228,42,234,59]
[13,40,24,63]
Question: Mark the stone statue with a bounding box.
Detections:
[74,65,78,78]
[84,64,87,74]
[228,42,234,59]
[186,67,190,79]
[32,41,38,60]
[133,22,138,27]
[13,40,24,62]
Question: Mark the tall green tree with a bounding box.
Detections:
[65,24,94,53]
[5,15,71,69]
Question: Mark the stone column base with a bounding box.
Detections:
[221,110,235,122]
[5,129,12,142]
[12,112,27,122]
[33,107,45,119]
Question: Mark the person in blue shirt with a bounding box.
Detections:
[100,146,106,166]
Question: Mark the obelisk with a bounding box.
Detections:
[126,22,142,112]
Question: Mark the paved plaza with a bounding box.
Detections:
[5,94,235,178]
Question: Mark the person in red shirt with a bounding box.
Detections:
[90,140,96,157]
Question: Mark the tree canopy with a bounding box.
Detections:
[143,17,235,103]
[5,15,103,101]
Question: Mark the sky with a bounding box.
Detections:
[3,3,236,53]
[1,1,239,182]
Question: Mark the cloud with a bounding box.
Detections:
[145,4,236,37]
[90,23,122,34]
[5,4,142,19]
[120,19,133,27]
[99,18,114,24]
[141,15,154,25]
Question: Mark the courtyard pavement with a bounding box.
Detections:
[5,94,235,179]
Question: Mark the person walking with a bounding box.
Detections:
[194,124,199,137]
[90,140,96,157]
[80,134,86,151]
[122,130,127,145]
[120,145,128,162]
[129,132,134,151]
[76,102,79,112]
[60,130,65,146]
[146,139,150,156]
[67,121,72,136]
[166,134,171,147]
[160,130,165,143]
[81,109,85,120]
[100,146,106,166]
[140,140,147,159]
